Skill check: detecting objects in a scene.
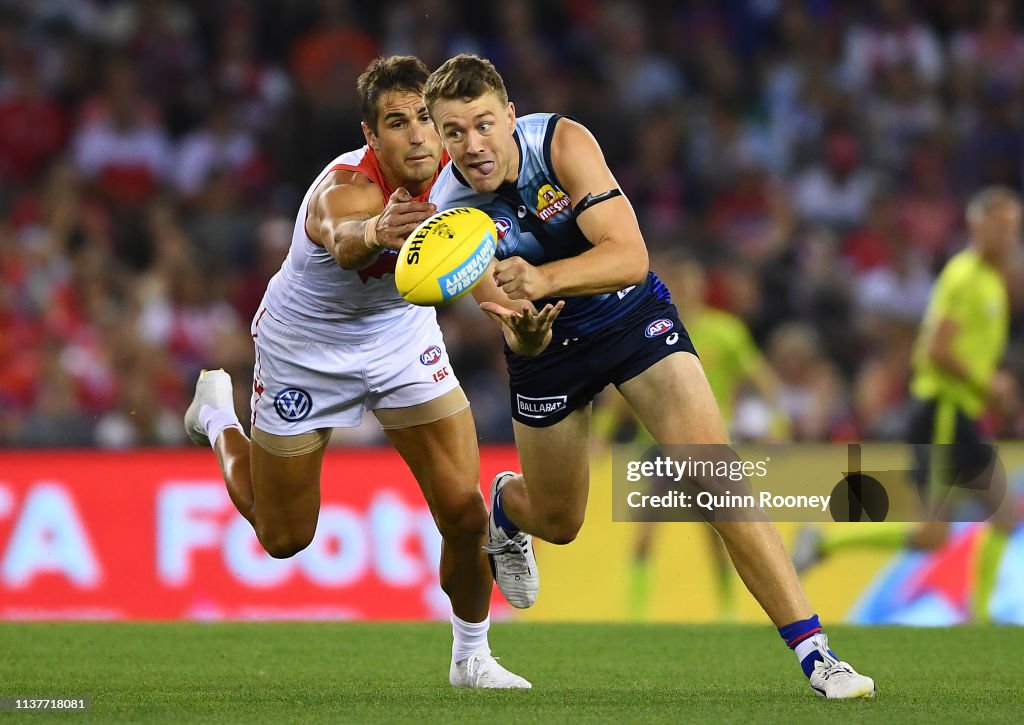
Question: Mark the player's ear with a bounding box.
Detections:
[506,102,516,131]
[361,121,377,150]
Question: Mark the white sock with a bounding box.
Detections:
[794,636,822,664]
[199,404,242,447]
[451,614,490,663]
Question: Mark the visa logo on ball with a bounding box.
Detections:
[645,319,674,338]
[419,345,443,365]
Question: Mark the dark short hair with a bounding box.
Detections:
[423,54,509,113]
[357,56,430,132]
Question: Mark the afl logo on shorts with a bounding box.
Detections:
[274,387,312,422]
[419,345,443,365]
[645,319,674,338]
[494,217,513,240]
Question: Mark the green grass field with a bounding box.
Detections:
[2,623,1021,723]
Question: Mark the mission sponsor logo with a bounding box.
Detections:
[536,184,571,222]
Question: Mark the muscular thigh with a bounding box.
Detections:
[249,428,327,541]
[512,405,592,522]
[618,354,762,522]
[381,402,480,512]
[617,352,729,445]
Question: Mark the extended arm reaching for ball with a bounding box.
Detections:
[474,259,564,356]
[310,174,436,270]
[481,298,565,357]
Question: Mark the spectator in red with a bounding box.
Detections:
[0,52,69,184]
[842,194,899,272]
[215,19,291,130]
[794,129,879,233]
[71,56,172,207]
[174,102,260,200]
[707,158,781,261]
[896,141,961,261]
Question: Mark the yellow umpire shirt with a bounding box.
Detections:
[686,308,764,425]
[911,249,1008,419]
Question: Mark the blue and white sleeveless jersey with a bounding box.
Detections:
[429,113,670,340]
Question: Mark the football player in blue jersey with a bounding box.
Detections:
[424,54,874,699]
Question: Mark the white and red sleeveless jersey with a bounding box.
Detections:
[257,146,445,341]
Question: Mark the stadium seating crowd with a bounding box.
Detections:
[3,0,1024,447]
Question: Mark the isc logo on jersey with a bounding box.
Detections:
[537,184,571,222]
[645,319,674,338]
[394,207,498,306]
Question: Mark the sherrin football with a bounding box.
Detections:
[395,207,498,306]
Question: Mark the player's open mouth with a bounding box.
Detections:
[468,161,495,175]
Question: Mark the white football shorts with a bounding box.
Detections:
[250,305,461,435]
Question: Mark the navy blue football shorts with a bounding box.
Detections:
[505,295,697,427]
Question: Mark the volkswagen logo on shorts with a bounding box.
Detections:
[274,387,312,421]
[419,345,443,365]
[645,318,674,338]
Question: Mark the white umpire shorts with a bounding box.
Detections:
[249,306,462,435]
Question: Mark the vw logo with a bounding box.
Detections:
[273,387,313,422]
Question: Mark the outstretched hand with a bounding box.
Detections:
[480,299,565,356]
[374,187,436,250]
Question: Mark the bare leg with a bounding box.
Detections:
[214,428,256,526]
[618,353,813,627]
[383,407,491,622]
[497,407,593,545]
[208,425,326,558]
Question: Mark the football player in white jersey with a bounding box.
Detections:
[424,54,873,699]
[184,56,528,689]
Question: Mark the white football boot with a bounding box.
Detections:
[449,646,532,689]
[183,369,235,446]
[481,472,539,609]
[807,635,876,699]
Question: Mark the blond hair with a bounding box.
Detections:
[423,54,509,113]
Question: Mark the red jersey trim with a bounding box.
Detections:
[305,147,448,246]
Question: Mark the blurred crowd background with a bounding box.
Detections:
[3,0,1024,448]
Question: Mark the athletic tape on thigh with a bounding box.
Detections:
[251,426,331,457]
[373,386,470,429]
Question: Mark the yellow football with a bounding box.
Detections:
[394,207,498,306]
